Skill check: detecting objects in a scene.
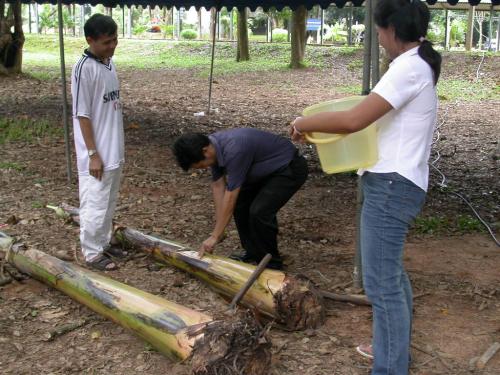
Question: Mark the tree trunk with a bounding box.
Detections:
[236,7,249,62]
[0,233,271,375]
[290,5,307,69]
[0,0,24,75]
[52,204,326,331]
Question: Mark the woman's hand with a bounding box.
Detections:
[290,117,306,143]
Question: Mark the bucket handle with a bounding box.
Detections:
[305,132,344,144]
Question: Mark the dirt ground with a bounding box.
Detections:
[0,51,499,374]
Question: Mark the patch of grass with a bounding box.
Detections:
[22,34,363,77]
[347,59,363,71]
[335,46,361,56]
[437,79,500,101]
[336,84,362,95]
[31,201,44,209]
[414,216,449,234]
[0,161,25,171]
[0,117,64,144]
[456,215,484,232]
[25,70,59,81]
[414,214,485,234]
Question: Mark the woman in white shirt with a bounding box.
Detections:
[291,0,442,374]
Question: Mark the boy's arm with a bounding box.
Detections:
[78,117,103,180]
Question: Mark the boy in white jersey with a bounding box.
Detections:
[71,14,125,271]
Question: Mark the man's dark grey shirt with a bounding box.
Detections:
[209,128,297,191]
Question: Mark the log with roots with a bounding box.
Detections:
[51,204,326,331]
[0,231,271,375]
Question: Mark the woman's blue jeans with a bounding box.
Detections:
[361,172,426,375]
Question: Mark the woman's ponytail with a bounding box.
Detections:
[418,39,442,84]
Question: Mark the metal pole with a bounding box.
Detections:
[497,12,500,52]
[362,0,372,95]
[348,4,353,46]
[28,4,32,33]
[80,5,85,36]
[72,4,76,36]
[371,0,380,86]
[34,3,40,34]
[217,10,220,40]
[207,10,217,115]
[353,176,364,289]
[444,9,450,50]
[266,12,269,42]
[122,7,125,38]
[320,9,324,45]
[230,8,234,40]
[127,6,132,38]
[270,14,273,42]
[177,7,181,39]
[57,0,72,184]
[488,6,493,51]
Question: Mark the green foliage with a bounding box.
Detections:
[249,10,267,31]
[427,22,444,44]
[162,25,174,37]
[414,216,449,234]
[62,7,75,31]
[39,5,57,33]
[268,7,292,29]
[456,215,484,232]
[0,117,63,144]
[414,214,485,234]
[181,29,197,40]
[324,22,348,44]
[182,23,197,31]
[450,18,466,47]
[133,24,148,35]
[272,28,288,42]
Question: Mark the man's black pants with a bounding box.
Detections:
[233,152,308,263]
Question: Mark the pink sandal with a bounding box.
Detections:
[356,343,374,360]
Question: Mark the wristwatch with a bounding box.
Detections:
[88,149,98,157]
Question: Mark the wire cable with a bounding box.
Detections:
[430,101,499,247]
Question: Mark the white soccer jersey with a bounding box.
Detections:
[71,50,125,176]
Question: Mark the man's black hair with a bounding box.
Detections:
[84,14,117,40]
[172,133,210,171]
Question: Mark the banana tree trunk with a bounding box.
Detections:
[52,204,325,331]
[0,232,271,375]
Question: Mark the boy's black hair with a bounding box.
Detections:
[172,133,211,171]
[84,14,117,40]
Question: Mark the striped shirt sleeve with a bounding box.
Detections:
[72,57,93,119]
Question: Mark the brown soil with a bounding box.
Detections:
[0,51,499,374]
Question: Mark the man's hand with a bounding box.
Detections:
[198,235,219,258]
[89,153,104,180]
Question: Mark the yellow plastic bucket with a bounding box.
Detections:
[302,96,378,174]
